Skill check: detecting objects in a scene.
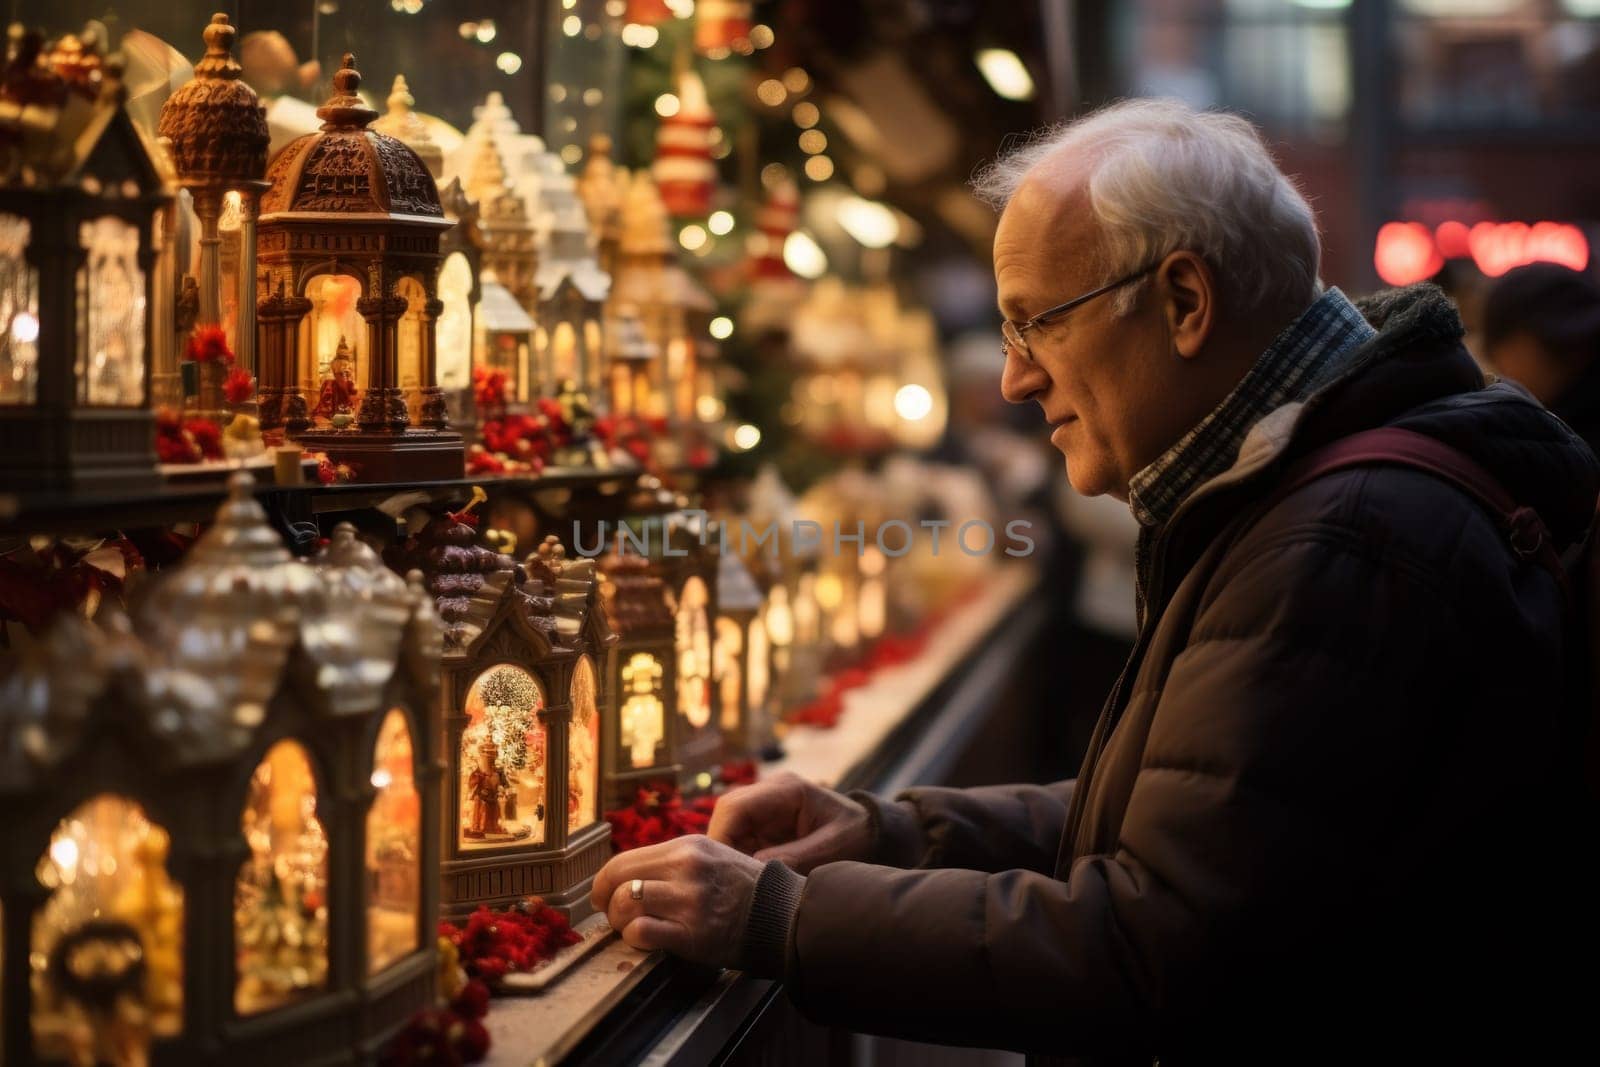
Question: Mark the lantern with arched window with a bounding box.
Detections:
[433,537,613,920]
[715,550,774,758]
[597,549,680,809]
[254,53,462,482]
[0,33,169,491]
[533,153,609,403]
[657,514,722,786]
[0,476,442,1064]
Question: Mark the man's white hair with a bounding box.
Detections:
[973,98,1322,316]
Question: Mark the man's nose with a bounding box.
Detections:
[1000,348,1049,405]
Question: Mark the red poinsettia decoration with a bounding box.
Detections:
[380,1003,490,1066]
[185,324,235,364]
[223,366,255,406]
[438,901,581,985]
[472,366,508,421]
[604,781,719,852]
[154,410,224,464]
[0,536,144,636]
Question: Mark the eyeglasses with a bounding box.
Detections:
[1000,264,1158,362]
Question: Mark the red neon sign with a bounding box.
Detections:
[1375,220,1590,285]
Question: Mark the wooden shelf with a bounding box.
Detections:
[0,464,710,539]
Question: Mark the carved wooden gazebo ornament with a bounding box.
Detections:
[255,53,463,482]
[0,476,443,1064]
[157,12,270,374]
[432,536,614,920]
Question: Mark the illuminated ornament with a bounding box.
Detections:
[0,481,443,1058]
[255,53,464,481]
[533,150,610,406]
[652,69,718,218]
[1,32,168,491]
[611,172,715,428]
[405,521,616,919]
[1373,221,1443,287]
[158,13,271,376]
[598,550,682,807]
[578,133,626,278]
[372,74,444,180]
[695,0,754,56]
[743,173,808,333]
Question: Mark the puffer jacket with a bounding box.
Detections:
[771,286,1600,1063]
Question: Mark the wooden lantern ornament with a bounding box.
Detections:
[597,548,681,808]
[0,32,168,491]
[0,478,443,1064]
[255,53,463,482]
[422,526,614,920]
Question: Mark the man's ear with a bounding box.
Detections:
[1159,251,1215,360]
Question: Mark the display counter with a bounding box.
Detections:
[481,563,1047,1066]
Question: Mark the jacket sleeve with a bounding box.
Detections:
[781,527,1488,1056]
[852,779,1075,873]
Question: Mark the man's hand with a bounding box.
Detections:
[707,771,873,874]
[590,836,766,967]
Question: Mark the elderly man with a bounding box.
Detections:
[593,99,1596,1061]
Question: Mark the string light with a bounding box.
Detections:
[708,210,735,235]
[733,424,761,450]
[709,316,734,339]
[799,129,827,154]
[655,93,681,117]
[496,52,523,75]
[804,155,834,181]
[756,79,787,106]
[750,24,775,48]
[679,224,708,251]
[621,23,660,47]
[793,102,820,128]
[475,20,497,43]
[583,88,603,105]
[782,68,811,94]
[563,14,582,36]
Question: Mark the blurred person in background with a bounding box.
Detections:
[1482,262,1600,455]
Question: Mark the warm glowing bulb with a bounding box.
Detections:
[837,196,899,248]
[371,768,393,789]
[733,423,761,450]
[756,79,787,107]
[11,311,39,344]
[475,20,497,43]
[563,14,583,36]
[708,210,735,235]
[895,384,933,422]
[783,231,827,279]
[496,51,523,74]
[804,155,835,182]
[793,102,820,128]
[976,48,1035,101]
[750,24,775,48]
[679,224,708,251]
[50,836,79,874]
[655,92,681,117]
[799,129,827,154]
[709,316,734,339]
[815,573,843,611]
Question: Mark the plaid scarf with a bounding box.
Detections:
[1127,287,1375,528]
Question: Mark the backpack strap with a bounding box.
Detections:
[1271,426,1570,606]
